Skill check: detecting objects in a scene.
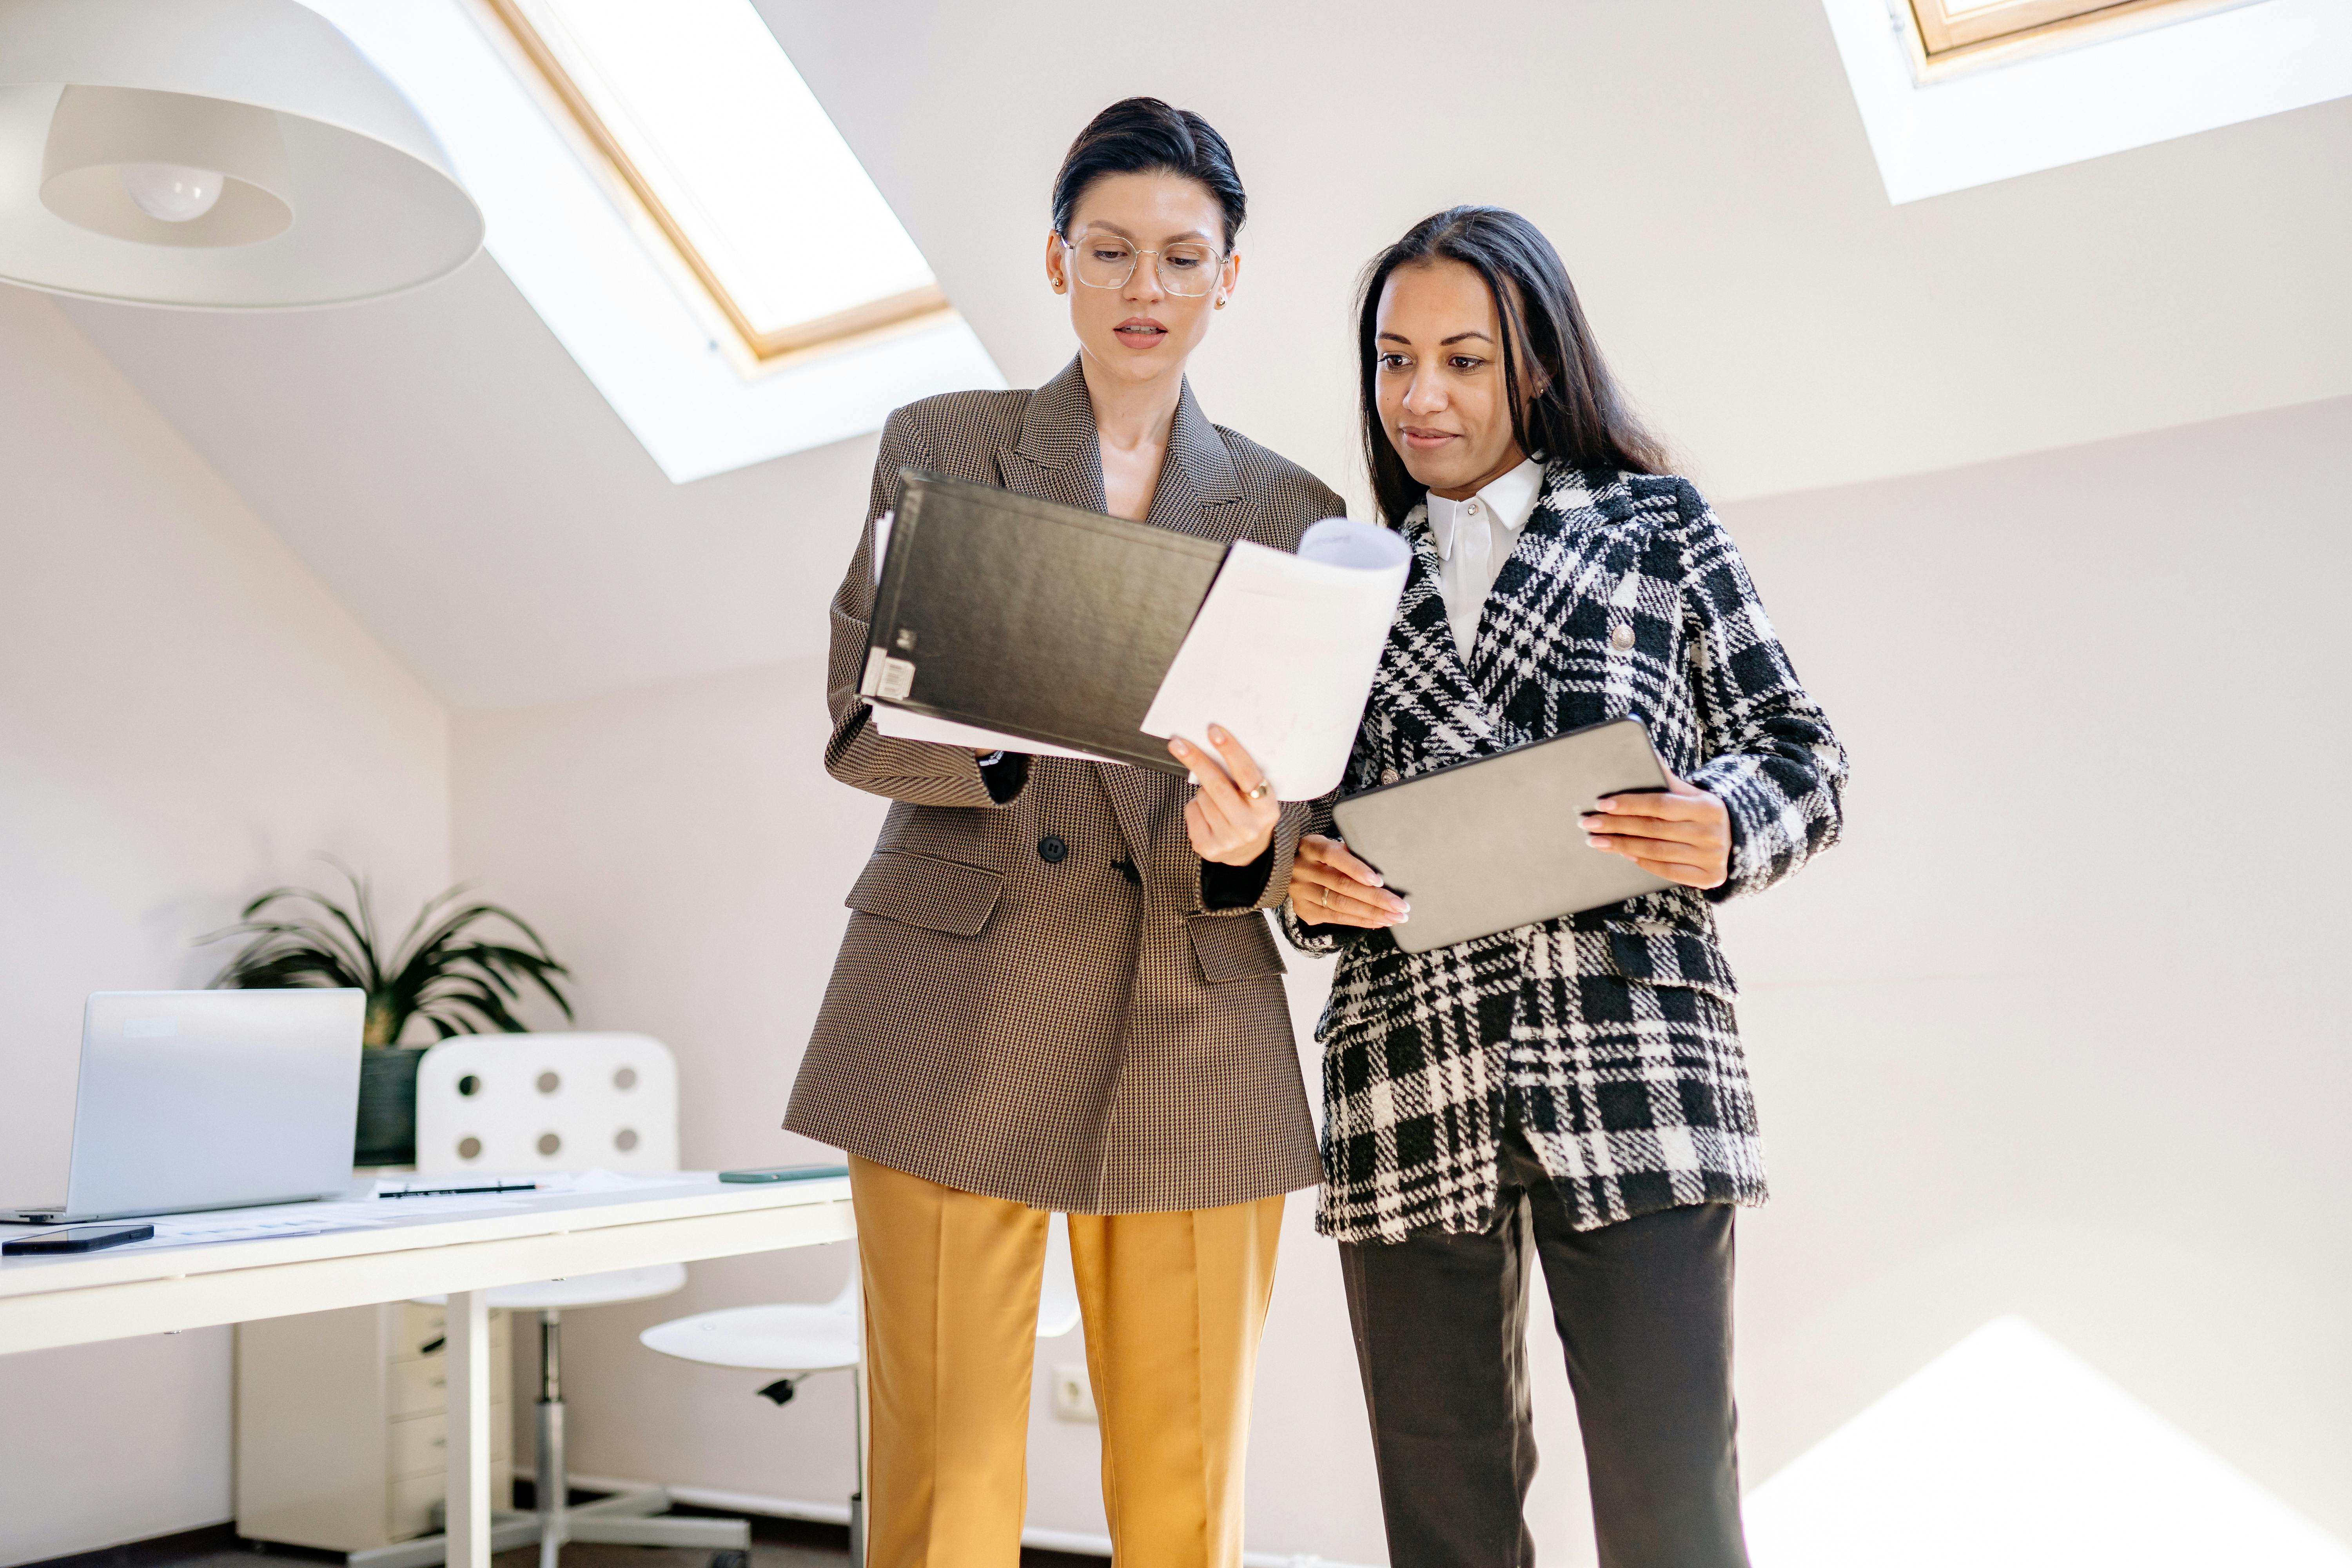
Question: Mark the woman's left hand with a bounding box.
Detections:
[1581,773,1732,889]
[1170,725,1279,866]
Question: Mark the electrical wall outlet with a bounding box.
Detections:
[1051,1362,1098,1423]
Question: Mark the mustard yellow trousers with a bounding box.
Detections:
[848,1155,1284,1568]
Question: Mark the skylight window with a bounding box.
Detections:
[1822,0,2352,201]
[1901,0,2261,76]
[299,0,1002,483]
[485,0,949,361]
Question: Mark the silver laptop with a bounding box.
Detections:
[6,989,364,1224]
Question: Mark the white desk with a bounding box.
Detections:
[0,1175,854,1568]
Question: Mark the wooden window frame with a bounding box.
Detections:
[482,0,949,363]
[1900,0,2268,79]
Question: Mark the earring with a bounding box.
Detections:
[1214,297,1225,310]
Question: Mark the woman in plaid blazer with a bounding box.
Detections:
[784,100,1340,1568]
[1284,209,1848,1568]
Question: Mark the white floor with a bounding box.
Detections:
[1743,1316,2352,1567]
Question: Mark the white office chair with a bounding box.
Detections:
[413,1033,749,1568]
[640,1215,1084,1565]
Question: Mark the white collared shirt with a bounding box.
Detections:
[1425,457,1544,660]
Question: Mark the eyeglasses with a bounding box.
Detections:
[1058,233,1225,298]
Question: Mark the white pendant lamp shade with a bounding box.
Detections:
[42,87,293,247]
[0,0,483,308]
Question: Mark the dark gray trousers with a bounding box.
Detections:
[1338,1131,1749,1568]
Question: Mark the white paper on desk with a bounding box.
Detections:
[530,1169,707,1194]
[865,507,1129,766]
[127,1203,390,1249]
[1142,518,1410,800]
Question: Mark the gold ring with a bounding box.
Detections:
[1245,781,1272,802]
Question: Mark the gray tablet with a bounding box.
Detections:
[1329,718,1675,954]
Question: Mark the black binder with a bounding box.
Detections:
[1329,718,1675,953]
[861,469,1225,773]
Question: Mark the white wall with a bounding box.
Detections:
[1715,392,2352,1543]
[0,289,451,1566]
[452,392,2352,1564]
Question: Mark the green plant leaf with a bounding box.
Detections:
[198,860,572,1046]
[201,898,371,982]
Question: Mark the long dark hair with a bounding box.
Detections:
[1051,98,1246,249]
[1357,206,1666,526]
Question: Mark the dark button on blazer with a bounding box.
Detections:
[784,359,1342,1214]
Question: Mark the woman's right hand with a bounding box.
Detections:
[1290,834,1409,929]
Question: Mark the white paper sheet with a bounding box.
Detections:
[869,704,1124,764]
[523,1169,707,1194]
[1141,518,1410,800]
[370,1170,700,1200]
[868,507,894,586]
[124,1201,393,1249]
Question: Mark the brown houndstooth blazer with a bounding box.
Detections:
[783,359,1341,1214]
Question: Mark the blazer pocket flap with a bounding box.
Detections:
[1603,921,1739,1000]
[1186,911,1288,984]
[845,852,1004,938]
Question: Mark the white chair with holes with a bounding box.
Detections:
[412,1033,750,1568]
[639,1214,1084,1566]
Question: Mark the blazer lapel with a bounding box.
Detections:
[997,359,1248,544]
[1394,505,1522,765]
[1143,378,1251,546]
[997,358,1104,511]
[1465,463,1633,693]
[1466,462,1579,686]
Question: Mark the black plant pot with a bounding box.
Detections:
[355,1045,430,1167]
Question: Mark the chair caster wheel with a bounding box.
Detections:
[709,1552,749,1568]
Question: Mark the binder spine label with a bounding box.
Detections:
[876,657,916,702]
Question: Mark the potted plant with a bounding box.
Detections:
[201,863,574,1166]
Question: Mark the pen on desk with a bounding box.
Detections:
[377,1182,540,1198]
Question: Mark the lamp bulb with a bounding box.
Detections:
[121,163,225,223]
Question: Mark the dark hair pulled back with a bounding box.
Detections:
[1358,206,1667,527]
[1051,97,1246,250]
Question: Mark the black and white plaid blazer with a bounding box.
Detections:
[1283,461,1848,1243]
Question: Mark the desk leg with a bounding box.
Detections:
[446,1289,493,1568]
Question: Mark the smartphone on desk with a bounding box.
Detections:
[719,1163,851,1184]
[3,1222,155,1255]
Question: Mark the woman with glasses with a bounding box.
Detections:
[1285,208,1848,1567]
[784,98,1341,1568]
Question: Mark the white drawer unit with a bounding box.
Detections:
[236,1301,514,1553]
[390,1408,514,1479]
[391,1352,454,1420]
